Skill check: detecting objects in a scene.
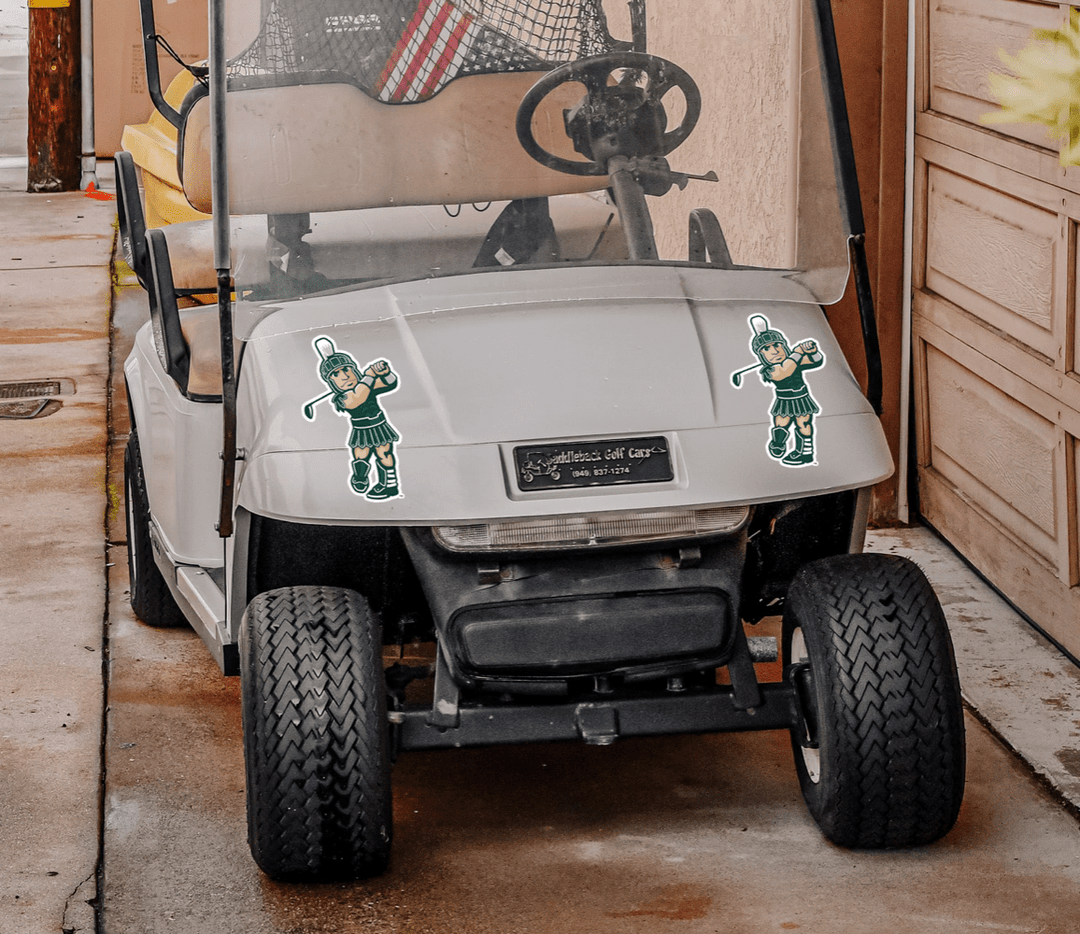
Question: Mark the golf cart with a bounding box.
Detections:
[119,0,966,882]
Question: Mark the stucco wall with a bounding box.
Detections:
[644,0,798,266]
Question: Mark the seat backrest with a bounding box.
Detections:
[179,71,605,215]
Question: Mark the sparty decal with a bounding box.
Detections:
[731,314,825,468]
[303,336,403,500]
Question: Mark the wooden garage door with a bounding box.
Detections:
[915,0,1080,655]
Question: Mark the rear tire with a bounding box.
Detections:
[783,553,965,848]
[124,428,187,628]
[240,586,392,881]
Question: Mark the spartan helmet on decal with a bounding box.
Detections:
[315,336,360,386]
[749,314,790,364]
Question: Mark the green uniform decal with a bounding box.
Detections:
[731,314,824,468]
[304,336,403,499]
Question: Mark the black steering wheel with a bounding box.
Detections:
[515,51,702,177]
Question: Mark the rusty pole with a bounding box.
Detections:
[27,0,82,192]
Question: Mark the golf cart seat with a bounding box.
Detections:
[177,71,606,216]
[178,308,237,398]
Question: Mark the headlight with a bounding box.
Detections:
[432,505,750,553]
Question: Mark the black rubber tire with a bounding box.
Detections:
[124,428,187,628]
[782,553,966,848]
[240,586,392,881]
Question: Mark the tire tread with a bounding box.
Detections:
[241,586,391,881]
[785,554,966,848]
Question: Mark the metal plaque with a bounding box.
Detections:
[513,436,674,491]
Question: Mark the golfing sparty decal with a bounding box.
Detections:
[731,314,824,467]
[303,336,403,499]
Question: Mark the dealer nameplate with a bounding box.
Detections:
[513,436,674,491]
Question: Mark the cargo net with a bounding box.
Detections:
[228,0,622,102]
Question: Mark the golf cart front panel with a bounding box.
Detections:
[230,262,891,528]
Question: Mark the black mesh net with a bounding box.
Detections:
[229,0,624,102]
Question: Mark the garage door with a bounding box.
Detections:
[915,0,1080,655]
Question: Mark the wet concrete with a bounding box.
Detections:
[0,174,116,931]
[102,565,1080,934]
[95,219,1080,934]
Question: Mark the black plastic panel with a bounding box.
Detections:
[452,588,730,676]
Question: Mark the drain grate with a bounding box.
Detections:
[0,378,76,419]
[0,380,61,397]
[0,378,74,399]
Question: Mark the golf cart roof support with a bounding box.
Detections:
[627,0,647,52]
[138,0,183,129]
[850,234,884,415]
[811,0,884,415]
[210,0,237,539]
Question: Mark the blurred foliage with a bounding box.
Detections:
[984,10,1080,165]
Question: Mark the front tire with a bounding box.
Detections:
[240,586,392,881]
[783,554,966,848]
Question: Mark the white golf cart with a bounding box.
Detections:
[118,0,966,882]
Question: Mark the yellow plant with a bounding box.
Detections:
[984,11,1080,165]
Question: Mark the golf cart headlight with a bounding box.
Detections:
[433,505,750,553]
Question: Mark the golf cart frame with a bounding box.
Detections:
[119,0,963,883]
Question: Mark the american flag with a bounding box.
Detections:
[375,0,479,103]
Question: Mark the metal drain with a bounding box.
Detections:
[1,380,60,399]
[0,378,76,419]
[0,399,50,418]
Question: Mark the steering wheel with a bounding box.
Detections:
[515,51,702,177]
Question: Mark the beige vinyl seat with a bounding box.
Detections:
[158,196,623,295]
[179,71,605,215]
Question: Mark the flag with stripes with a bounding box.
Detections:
[375,0,479,103]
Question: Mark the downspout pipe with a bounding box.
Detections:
[898,0,916,524]
[79,0,97,189]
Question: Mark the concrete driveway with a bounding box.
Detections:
[4,155,1080,933]
[100,275,1080,934]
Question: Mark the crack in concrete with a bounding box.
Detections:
[62,872,98,934]
[74,225,124,934]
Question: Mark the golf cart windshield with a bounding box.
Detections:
[198,0,856,308]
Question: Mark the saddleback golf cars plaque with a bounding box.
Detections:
[513,437,674,490]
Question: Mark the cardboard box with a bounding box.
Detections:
[94,0,208,155]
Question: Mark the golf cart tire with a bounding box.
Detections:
[782,553,965,849]
[124,428,187,628]
[240,586,392,882]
